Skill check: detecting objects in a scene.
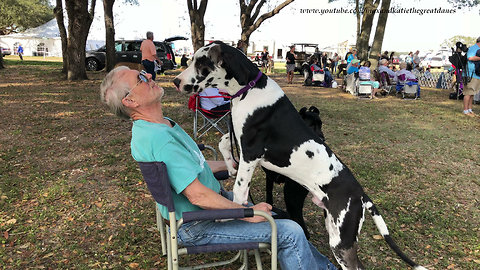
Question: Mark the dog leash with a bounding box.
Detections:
[230,71,263,99]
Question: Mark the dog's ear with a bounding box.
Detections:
[208,43,223,67]
[308,106,320,115]
[299,107,308,116]
[219,43,255,86]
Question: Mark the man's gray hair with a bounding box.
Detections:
[380,59,388,65]
[100,66,131,120]
[399,62,407,70]
[146,31,154,40]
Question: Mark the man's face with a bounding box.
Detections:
[121,69,164,104]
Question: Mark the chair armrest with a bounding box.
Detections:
[213,170,229,181]
[182,208,254,223]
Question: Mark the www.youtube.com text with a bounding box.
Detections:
[300,7,457,16]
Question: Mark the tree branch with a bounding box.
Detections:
[247,0,294,36]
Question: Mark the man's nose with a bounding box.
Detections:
[173,78,181,88]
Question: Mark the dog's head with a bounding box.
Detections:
[299,106,325,141]
[173,41,266,96]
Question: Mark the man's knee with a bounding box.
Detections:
[276,219,305,240]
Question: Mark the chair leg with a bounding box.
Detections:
[169,213,179,270]
[193,111,198,140]
[254,249,263,270]
[240,250,249,270]
[155,205,167,256]
[166,225,173,270]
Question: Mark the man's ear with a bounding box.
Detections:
[122,96,138,109]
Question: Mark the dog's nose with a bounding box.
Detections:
[173,78,181,88]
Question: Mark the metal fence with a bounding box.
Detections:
[413,70,455,89]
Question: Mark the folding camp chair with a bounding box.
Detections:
[357,80,372,98]
[344,73,358,95]
[396,74,419,100]
[138,161,278,270]
[374,70,394,95]
[188,93,231,139]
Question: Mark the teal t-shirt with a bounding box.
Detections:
[131,119,221,220]
[467,43,480,80]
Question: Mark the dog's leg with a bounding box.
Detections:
[263,168,275,205]
[323,200,365,270]
[232,159,259,205]
[218,133,237,177]
[284,179,310,239]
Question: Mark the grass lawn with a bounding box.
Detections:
[0,58,479,269]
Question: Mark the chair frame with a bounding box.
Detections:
[358,80,372,98]
[344,73,358,95]
[397,74,419,100]
[192,94,231,139]
[139,161,278,270]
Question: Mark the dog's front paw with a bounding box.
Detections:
[228,167,238,177]
[233,185,249,205]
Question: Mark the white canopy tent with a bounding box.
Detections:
[0,18,106,57]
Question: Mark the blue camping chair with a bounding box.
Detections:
[138,161,278,270]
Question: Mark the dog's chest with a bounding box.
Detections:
[230,79,284,137]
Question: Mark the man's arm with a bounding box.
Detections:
[182,178,271,223]
[468,55,480,62]
[206,160,228,173]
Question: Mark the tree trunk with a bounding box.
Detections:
[369,0,391,69]
[0,51,4,69]
[54,0,68,75]
[65,0,96,80]
[355,0,360,42]
[239,0,295,54]
[356,0,380,61]
[103,0,116,72]
[187,0,208,53]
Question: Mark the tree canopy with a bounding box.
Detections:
[0,0,54,35]
[442,35,479,48]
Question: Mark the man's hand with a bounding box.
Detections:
[243,202,272,223]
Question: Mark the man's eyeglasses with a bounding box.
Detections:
[125,70,149,98]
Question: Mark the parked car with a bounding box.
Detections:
[290,43,319,74]
[420,55,450,68]
[1,46,12,57]
[85,36,187,71]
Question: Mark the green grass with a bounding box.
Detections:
[0,63,479,269]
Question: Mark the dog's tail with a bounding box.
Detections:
[362,194,427,270]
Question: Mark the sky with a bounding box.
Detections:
[87,0,480,53]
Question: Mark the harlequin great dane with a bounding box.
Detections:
[173,41,427,270]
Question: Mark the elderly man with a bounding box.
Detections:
[99,66,338,270]
[140,31,162,80]
[378,59,397,82]
[463,36,480,116]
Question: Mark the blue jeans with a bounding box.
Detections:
[142,59,156,80]
[176,191,337,270]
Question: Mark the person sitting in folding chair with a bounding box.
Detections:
[396,62,421,98]
[199,87,231,114]
[99,66,338,270]
[358,61,381,99]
